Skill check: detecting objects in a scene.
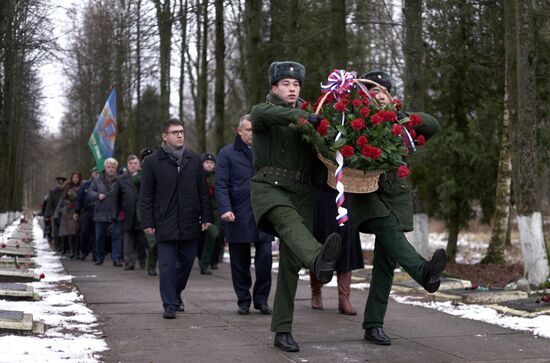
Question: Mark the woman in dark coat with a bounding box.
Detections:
[310,190,364,315]
[55,172,82,257]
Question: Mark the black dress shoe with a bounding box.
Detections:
[255,304,272,315]
[147,269,157,276]
[237,306,249,315]
[94,259,104,265]
[274,332,299,352]
[124,264,135,270]
[313,233,342,283]
[422,249,447,293]
[163,309,176,319]
[176,304,185,312]
[364,327,391,345]
[200,266,212,275]
[113,261,123,267]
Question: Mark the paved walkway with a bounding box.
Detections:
[62,258,550,363]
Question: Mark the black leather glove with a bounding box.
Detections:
[396,110,409,121]
[308,113,322,128]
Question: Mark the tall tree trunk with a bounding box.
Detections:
[135,0,142,150]
[404,0,429,258]
[214,0,225,152]
[329,0,347,69]
[244,0,263,109]
[483,1,514,264]
[196,0,208,153]
[153,0,173,122]
[446,203,460,262]
[512,0,549,286]
[178,0,188,125]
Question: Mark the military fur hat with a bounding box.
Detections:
[139,147,154,161]
[201,153,216,163]
[55,176,67,181]
[268,61,306,86]
[360,70,392,93]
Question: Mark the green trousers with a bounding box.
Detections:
[362,215,427,329]
[145,233,158,270]
[200,224,219,269]
[267,205,322,333]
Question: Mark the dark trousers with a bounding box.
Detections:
[79,209,96,259]
[361,215,427,329]
[145,233,158,270]
[123,229,146,267]
[228,242,272,309]
[95,222,123,262]
[157,239,198,310]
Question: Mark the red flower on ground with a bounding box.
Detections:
[410,113,422,126]
[317,119,330,136]
[392,124,403,136]
[397,165,410,178]
[361,145,382,160]
[360,107,371,118]
[352,99,362,108]
[340,145,355,158]
[356,135,368,147]
[39,272,46,279]
[351,118,365,130]
[335,102,347,112]
[300,101,310,110]
[417,135,426,146]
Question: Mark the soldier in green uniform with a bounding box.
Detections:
[348,71,447,346]
[198,153,220,275]
[250,61,343,353]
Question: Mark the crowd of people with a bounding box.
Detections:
[41,63,447,354]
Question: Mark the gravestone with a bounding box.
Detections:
[0,283,39,301]
[0,310,45,334]
[433,288,527,304]
[0,257,36,268]
[491,298,550,317]
[0,268,40,283]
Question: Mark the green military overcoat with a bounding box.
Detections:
[348,112,440,232]
[250,92,326,236]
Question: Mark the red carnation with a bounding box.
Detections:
[335,102,347,112]
[340,145,355,158]
[392,98,402,109]
[351,118,365,130]
[392,124,403,136]
[325,93,336,103]
[317,119,330,136]
[360,107,371,118]
[363,98,370,107]
[410,113,422,126]
[356,135,368,147]
[397,165,410,178]
[39,272,46,279]
[405,121,413,129]
[371,113,384,126]
[352,99,362,108]
[361,145,381,160]
[384,111,398,122]
[358,89,367,98]
[300,101,310,110]
[409,129,417,139]
[417,135,426,146]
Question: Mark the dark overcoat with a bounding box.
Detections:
[216,134,272,244]
[348,112,440,232]
[140,147,213,242]
[116,170,142,231]
[87,172,118,223]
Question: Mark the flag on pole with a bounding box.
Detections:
[88,88,117,172]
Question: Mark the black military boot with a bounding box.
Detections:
[313,233,342,284]
[274,332,299,352]
[422,249,447,293]
[364,327,391,345]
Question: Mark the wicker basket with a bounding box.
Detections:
[318,153,383,194]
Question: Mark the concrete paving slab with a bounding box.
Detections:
[491,298,550,317]
[0,310,44,334]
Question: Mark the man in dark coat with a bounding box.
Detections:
[116,155,147,270]
[75,167,99,261]
[139,147,158,276]
[45,176,67,250]
[140,119,213,319]
[349,70,446,346]
[250,61,343,353]
[216,114,274,316]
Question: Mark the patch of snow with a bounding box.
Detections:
[0,219,108,362]
[392,295,550,339]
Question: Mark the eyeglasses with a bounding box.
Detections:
[166,129,184,136]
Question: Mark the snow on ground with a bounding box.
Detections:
[0,218,108,363]
[392,295,550,339]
